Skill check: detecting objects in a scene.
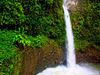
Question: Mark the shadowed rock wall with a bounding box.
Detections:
[20,40,64,75]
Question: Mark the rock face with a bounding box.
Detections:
[64,0,78,11]
[20,40,64,75]
[76,45,100,63]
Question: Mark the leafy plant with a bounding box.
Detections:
[14,34,31,46]
[0,0,26,26]
[46,0,53,5]
[14,34,48,48]
[20,0,65,45]
[0,30,17,75]
[0,30,48,75]
[71,0,100,50]
[31,35,48,48]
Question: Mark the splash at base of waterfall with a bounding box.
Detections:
[37,65,99,75]
[36,0,99,75]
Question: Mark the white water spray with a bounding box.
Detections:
[36,0,99,75]
[63,2,76,67]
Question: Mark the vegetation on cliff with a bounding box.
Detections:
[0,0,64,74]
[0,0,100,74]
[71,0,100,51]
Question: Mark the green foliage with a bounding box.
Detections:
[75,39,89,52]
[0,0,68,73]
[31,35,48,48]
[20,0,65,44]
[14,34,48,48]
[0,30,17,75]
[46,0,53,5]
[0,0,65,44]
[0,30,17,62]
[0,0,26,26]
[0,29,48,74]
[13,51,22,75]
[14,34,31,46]
[71,0,100,49]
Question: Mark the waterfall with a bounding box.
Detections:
[63,2,76,67]
[36,0,99,75]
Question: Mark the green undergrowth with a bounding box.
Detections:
[0,30,17,75]
[0,29,48,75]
[71,0,100,51]
[13,51,22,75]
[74,39,90,52]
[14,34,48,48]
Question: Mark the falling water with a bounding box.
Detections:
[63,1,76,67]
[36,0,99,75]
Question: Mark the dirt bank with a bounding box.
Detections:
[20,40,64,75]
[76,45,100,63]
[19,43,100,75]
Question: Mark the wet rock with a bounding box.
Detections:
[20,40,64,75]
